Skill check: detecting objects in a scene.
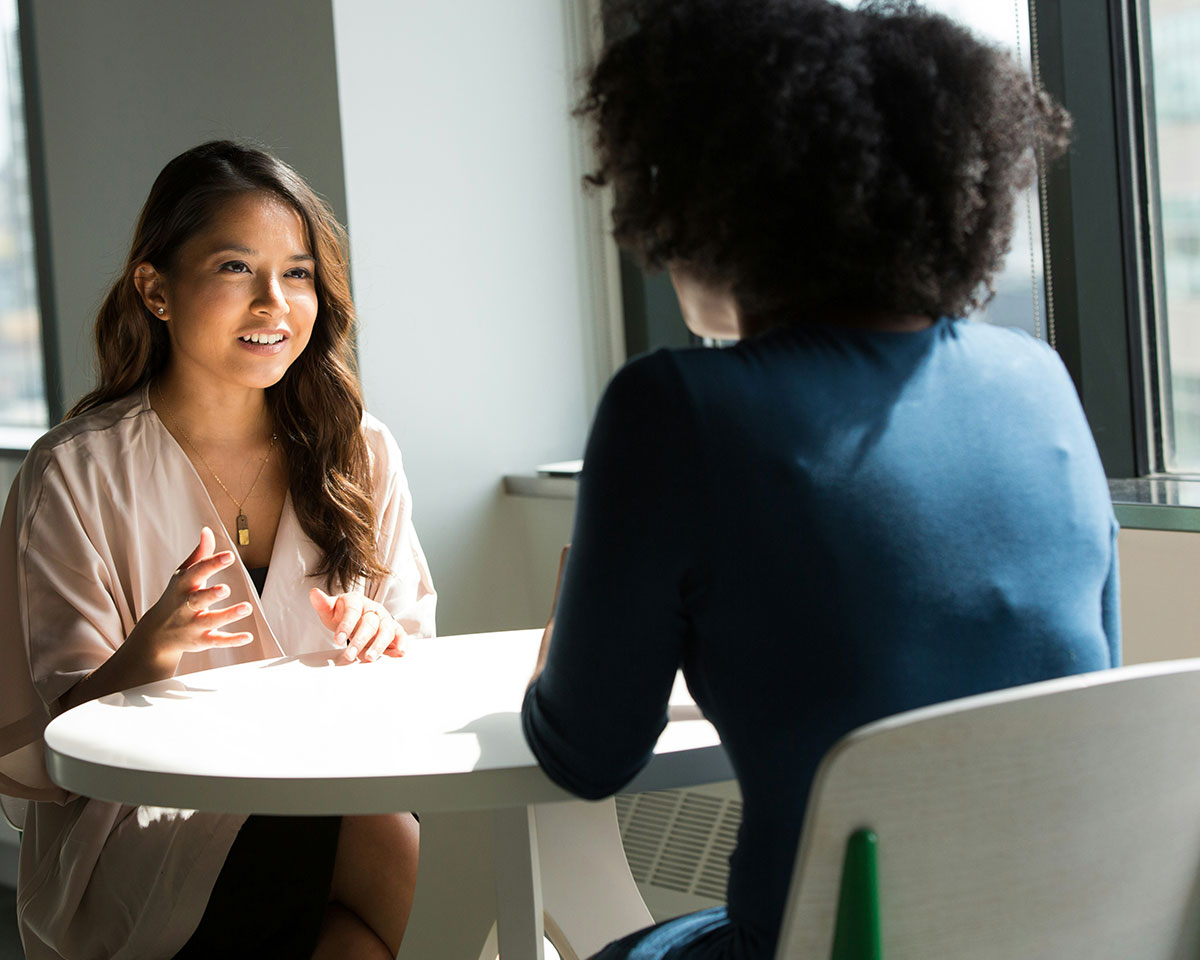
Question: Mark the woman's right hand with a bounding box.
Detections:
[129,526,255,664]
[62,527,255,710]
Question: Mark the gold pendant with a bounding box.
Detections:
[237,514,250,547]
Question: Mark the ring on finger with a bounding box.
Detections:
[185,593,201,613]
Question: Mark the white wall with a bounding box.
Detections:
[25,0,348,408]
[1118,528,1200,664]
[332,1,595,635]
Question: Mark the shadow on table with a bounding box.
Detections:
[96,651,347,709]
[451,711,537,771]
[99,679,215,708]
[450,702,708,772]
[259,650,342,669]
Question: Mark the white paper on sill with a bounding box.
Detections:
[536,459,583,477]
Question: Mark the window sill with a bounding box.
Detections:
[1109,478,1200,533]
[501,474,1200,533]
[503,474,578,500]
[503,460,581,500]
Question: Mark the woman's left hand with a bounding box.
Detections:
[531,544,570,684]
[309,588,409,663]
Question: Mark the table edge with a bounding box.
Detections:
[45,743,735,814]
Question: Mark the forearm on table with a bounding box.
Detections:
[60,625,180,711]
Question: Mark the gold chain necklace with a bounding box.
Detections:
[155,383,278,548]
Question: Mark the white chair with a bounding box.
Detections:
[1,795,25,834]
[776,659,1200,960]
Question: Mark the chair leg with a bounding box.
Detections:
[830,829,881,960]
[398,800,655,960]
[535,798,655,960]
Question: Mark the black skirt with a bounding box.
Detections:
[174,815,342,959]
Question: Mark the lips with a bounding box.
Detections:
[236,330,290,355]
[238,331,288,344]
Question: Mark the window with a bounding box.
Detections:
[1029,0,1200,480]
[1144,0,1200,472]
[0,0,46,434]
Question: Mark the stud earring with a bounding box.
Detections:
[157,308,165,315]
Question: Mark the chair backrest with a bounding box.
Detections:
[775,659,1200,960]
[1,794,27,833]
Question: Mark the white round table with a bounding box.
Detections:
[45,629,733,960]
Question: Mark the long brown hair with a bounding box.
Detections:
[68,140,388,592]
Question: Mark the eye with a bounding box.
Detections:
[285,266,314,280]
[219,260,251,274]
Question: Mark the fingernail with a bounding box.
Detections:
[219,553,233,563]
[217,585,229,597]
[367,649,379,661]
[336,632,347,646]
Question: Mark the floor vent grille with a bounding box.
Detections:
[614,788,742,900]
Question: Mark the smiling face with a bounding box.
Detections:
[136,190,318,398]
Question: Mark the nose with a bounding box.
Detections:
[252,272,291,319]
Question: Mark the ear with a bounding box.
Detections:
[132,262,169,320]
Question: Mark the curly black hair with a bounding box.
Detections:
[579,0,1071,328]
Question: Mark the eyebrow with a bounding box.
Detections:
[209,244,315,262]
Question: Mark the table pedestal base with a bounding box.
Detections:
[399,798,655,960]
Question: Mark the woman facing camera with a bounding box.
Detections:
[523,2,1117,958]
[0,141,434,959]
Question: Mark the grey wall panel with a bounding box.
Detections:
[24,0,346,408]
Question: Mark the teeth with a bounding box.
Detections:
[240,333,284,344]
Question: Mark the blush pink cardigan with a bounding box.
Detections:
[0,385,436,959]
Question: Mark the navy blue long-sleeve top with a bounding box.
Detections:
[522,318,1120,958]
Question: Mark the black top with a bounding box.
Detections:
[247,566,268,597]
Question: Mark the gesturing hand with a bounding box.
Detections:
[135,526,255,661]
[309,588,408,663]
